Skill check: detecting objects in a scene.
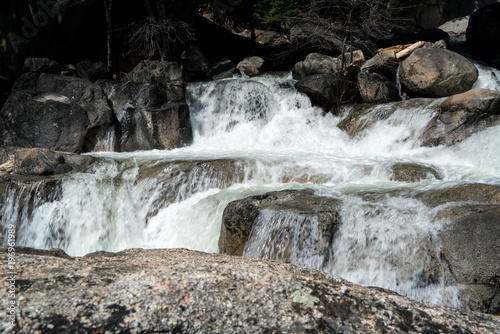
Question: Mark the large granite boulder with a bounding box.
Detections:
[292,53,339,80]
[5,247,500,333]
[416,183,500,314]
[357,71,400,104]
[398,48,478,97]
[0,90,90,152]
[466,3,500,69]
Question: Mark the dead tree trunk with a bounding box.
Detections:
[103,0,113,72]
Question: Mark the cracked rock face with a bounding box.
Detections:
[3,247,500,333]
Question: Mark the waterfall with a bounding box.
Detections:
[3,71,500,310]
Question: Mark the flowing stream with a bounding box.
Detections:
[2,65,500,309]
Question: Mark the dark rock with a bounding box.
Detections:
[236,56,266,77]
[35,74,116,152]
[440,88,500,115]
[337,50,365,72]
[76,59,107,82]
[399,48,478,97]
[292,53,338,80]
[295,74,357,110]
[466,3,500,69]
[181,46,210,82]
[207,58,237,80]
[5,247,500,333]
[23,58,61,74]
[357,71,401,104]
[419,108,500,147]
[0,147,99,176]
[439,17,469,44]
[220,189,342,264]
[12,72,39,91]
[126,60,185,102]
[0,91,90,153]
[109,81,192,152]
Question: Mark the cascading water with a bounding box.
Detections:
[2,66,500,310]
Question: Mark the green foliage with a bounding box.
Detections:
[253,0,298,28]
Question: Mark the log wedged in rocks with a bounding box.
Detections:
[4,247,500,333]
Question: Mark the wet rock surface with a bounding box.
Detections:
[3,247,500,333]
[220,189,342,258]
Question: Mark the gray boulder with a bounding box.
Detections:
[292,53,338,80]
[0,90,90,152]
[360,51,398,76]
[399,48,478,97]
[237,56,266,77]
[76,59,107,82]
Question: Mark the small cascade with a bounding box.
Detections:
[330,196,461,307]
[244,210,331,271]
[473,64,500,91]
[395,66,407,100]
